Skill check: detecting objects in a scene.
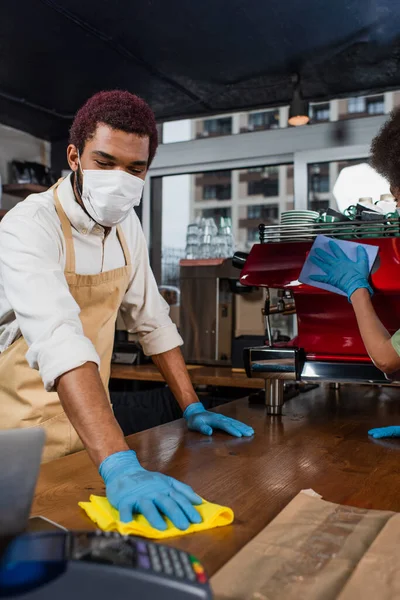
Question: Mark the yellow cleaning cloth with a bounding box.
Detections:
[79,495,234,540]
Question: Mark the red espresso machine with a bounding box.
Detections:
[234,219,400,415]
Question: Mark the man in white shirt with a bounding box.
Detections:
[0,90,253,531]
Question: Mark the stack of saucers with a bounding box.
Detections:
[281,210,320,226]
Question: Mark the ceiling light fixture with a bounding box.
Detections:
[288,74,309,127]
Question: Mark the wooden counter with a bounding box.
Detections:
[111,363,267,389]
[32,384,400,577]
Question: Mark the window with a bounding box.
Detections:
[348,97,366,114]
[157,174,192,287]
[247,178,279,197]
[202,184,231,200]
[247,205,262,219]
[247,204,279,220]
[347,95,385,116]
[162,247,185,287]
[154,163,294,287]
[307,158,366,213]
[202,117,232,137]
[247,228,260,243]
[366,95,384,115]
[195,207,231,221]
[308,163,330,212]
[264,166,279,178]
[203,185,217,200]
[310,165,330,193]
[248,110,280,130]
[196,170,232,201]
[248,180,265,196]
[310,103,330,122]
[247,180,279,196]
[238,203,280,251]
[267,205,279,221]
[237,163,292,249]
[243,166,279,197]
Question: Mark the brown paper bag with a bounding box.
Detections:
[337,513,400,600]
[211,490,396,600]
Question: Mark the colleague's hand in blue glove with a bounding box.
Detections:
[100,450,202,530]
[368,426,400,439]
[309,240,373,301]
[184,402,254,437]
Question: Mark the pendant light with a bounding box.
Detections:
[288,74,309,126]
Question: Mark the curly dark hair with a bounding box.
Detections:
[371,108,400,189]
[69,90,158,166]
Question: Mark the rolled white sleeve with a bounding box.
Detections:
[0,214,100,391]
[119,218,183,356]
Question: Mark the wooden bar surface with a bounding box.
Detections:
[110,363,267,388]
[32,384,400,577]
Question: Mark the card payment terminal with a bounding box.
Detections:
[0,530,212,599]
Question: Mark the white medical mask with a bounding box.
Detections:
[78,161,145,227]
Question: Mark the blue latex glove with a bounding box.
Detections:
[99,450,202,530]
[368,426,400,439]
[183,402,254,437]
[309,240,373,301]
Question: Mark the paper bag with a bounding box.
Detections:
[211,489,397,600]
[337,513,400,600]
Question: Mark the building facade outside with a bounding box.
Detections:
[159,91,400,287]
[186,91,400,251]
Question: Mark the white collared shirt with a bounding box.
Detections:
[0,175,182,391]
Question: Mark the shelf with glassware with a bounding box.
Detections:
[185,217,235,260]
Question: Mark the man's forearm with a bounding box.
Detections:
[351,288,400,373]
[152,347,198,411]
[55,362,128,467]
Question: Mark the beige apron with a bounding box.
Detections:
[0,179,132,463]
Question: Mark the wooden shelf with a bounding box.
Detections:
[110,363,267,388]
[180,258,225,267]
[2,183,48,199]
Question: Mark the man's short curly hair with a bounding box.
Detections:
[371,108,400,189]
[69,90,158,166]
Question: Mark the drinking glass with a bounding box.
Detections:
[185,243,199,259]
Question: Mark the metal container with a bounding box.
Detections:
[180,257,269,365]
[179,259,236,365]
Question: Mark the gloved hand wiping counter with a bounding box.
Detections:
[183,402,254,438]
[100,450,203,531]
[98,403,253,531]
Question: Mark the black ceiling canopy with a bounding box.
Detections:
[1,0,400,140]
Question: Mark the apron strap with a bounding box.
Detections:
[116,225,132,267]
[49,177,64,192]
[53,180,76,274]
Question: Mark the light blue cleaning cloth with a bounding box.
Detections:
[298,235,379,296]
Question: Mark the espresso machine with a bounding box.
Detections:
[235,219,400,415]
